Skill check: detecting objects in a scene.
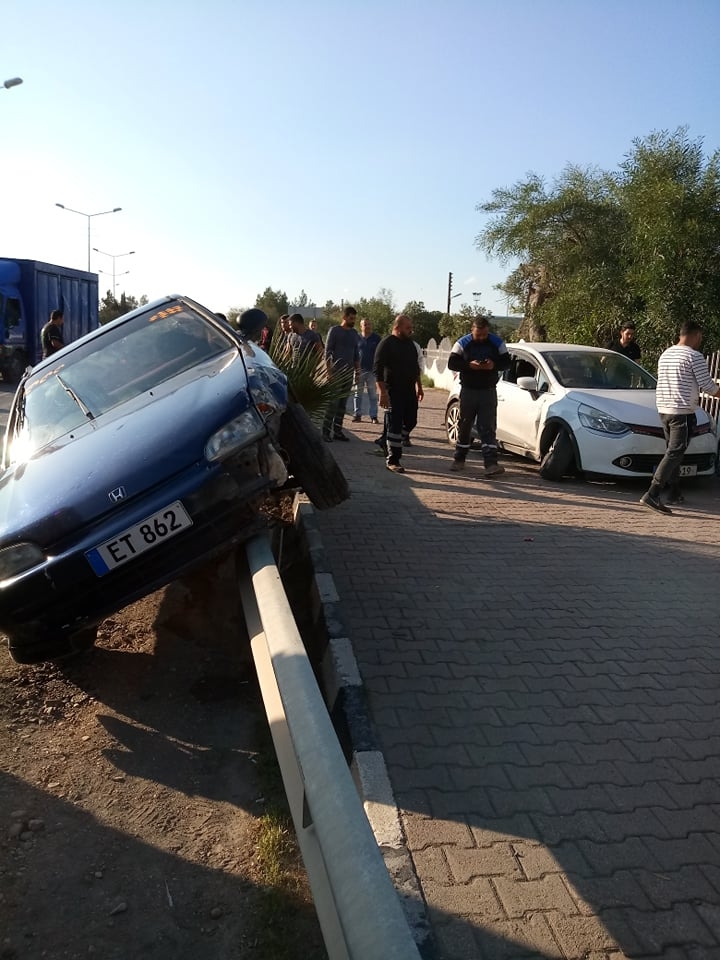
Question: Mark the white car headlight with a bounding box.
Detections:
[205,410,265,462]
[577,403,630,436]
[0,542,45,581]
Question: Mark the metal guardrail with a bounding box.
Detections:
[241,534,422,960]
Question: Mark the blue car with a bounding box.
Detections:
[0,295,346,664]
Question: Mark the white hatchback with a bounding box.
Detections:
[445,342,718,480]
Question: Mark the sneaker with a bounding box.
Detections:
[333,432,350,442]
[484,464,505,478]
[386,462,405,473]
[371,417,379,424]
[640,492,673,515]
[352,415,362,422]
[450,459,466,472]
[322,432,333,443]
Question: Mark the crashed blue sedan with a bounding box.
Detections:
[0,295,344,664]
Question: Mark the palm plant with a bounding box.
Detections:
[268,329,354,426]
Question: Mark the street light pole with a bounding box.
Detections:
[93,248,135,296]
[55,204,122,273]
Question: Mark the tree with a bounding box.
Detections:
[476,128,720,366]
[254,287,289,324]
[99,291,147,325]
[439,304,493,342]
[355,289,396,337]
[293,289,310,308]
[402,300,444,346]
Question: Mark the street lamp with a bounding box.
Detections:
[55,203,122,273]
[2,77,23,90]
[98,268,130,297]
[94,248,134,295]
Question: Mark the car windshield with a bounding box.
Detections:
[544,351,656,390]
[8,302,236,461]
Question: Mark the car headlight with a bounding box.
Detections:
[577,403,629,436]
[0,542,45,581]
[205,409,266,462]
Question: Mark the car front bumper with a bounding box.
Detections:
[575,429,716,477]
[0,439,284,662]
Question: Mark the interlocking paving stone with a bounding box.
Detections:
[312,389,720,959]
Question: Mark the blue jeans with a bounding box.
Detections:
[353,370,378,419]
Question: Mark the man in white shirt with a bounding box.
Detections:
[640,320,720,515]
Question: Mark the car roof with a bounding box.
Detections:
[28,295,217,376]
[507,342,613,354]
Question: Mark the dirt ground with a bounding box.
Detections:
[0,549,326,960]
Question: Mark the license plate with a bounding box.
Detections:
[85,501,193,576]
[679,465,697,477]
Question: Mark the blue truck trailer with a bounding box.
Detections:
[0,258,99,382]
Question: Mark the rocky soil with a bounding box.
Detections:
[0,549,325,960]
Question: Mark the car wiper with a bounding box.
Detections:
[56,375,95,420]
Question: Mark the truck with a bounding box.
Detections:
[0,258,99,383]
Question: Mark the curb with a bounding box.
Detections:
[293,500,434,959]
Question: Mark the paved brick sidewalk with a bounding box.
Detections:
[313,388,720,960]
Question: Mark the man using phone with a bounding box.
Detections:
[448,316,511,476]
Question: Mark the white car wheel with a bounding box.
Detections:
[445,401,460,445]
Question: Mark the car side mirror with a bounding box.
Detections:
[516,376,538,392]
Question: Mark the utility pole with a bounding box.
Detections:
[446,272,453,315]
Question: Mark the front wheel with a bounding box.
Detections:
[278,403,350,510]
[539,428,576,480]
[445,400,460,445]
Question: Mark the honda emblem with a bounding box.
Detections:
[108,486,127,503]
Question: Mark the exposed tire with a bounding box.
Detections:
[278,403,350,510]
[539,427,576,481]
[445,400,460,445]
[716,439,720,478]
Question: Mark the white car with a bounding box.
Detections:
[445,342,718,481]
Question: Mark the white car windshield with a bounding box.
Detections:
[544,351,656,390]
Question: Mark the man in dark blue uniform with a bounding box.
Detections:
[448,317,511,476]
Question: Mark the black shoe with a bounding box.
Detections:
[371,417,379,424]
[640,492,673,515]
[351,415,362,422]
[402,437,412,447]
[322,432,333,443]
[333,432,350,442]
[386,462,405,473]
[667,490,685,504]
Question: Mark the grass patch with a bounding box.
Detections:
[247,717,327,960]
[421,372,435,388]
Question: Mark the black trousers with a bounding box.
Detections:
[385,387,418,465]
[454,387,499,468]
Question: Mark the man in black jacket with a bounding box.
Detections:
[448,317,511,476]
[374,315,423,473]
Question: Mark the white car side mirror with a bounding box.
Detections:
[517,376,538,392]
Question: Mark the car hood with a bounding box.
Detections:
[0,354,261,547]
[562,388,712,428]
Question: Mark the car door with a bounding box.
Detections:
[496,351,552,455]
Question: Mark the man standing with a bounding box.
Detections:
[352,318,381,423]
[448,316,511,476]
[374,314,423,473]
[640,320,719,515]
[288,312,323,361]
[322,305,360,442]
[608,321,642,361]
[41,309,65,359]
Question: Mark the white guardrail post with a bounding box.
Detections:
[241,534,422,960]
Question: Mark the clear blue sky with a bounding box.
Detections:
[1,0,718,316]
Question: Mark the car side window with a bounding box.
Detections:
[504,355,537,384]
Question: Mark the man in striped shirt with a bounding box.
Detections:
[640,320,720,515]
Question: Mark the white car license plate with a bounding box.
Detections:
[86,501,193,577]
[679,465,697,477]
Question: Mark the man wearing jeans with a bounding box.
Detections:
[352,318,381,423]
[322,306,360,442]
[448,317,511,476]
[640,320,720,515]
